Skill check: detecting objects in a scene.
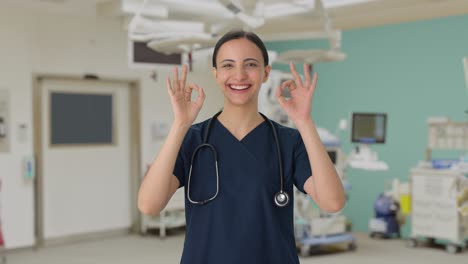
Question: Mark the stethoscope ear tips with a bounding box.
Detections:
[274,191,289,207]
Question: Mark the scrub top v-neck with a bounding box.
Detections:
[174,116,312,264]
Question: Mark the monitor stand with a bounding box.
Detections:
[348,144,389,171]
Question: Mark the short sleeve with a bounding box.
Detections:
[173,140,187,188]
[293,133,312,194]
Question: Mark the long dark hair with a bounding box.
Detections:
[212,30,269,68]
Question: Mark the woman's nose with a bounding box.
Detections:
[233,66,248,80]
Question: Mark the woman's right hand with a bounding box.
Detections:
[166,64,205,127]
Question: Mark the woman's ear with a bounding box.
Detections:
[263,65,272,83]
[212,67,217,78]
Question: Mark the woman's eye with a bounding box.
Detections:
[222,64,233,68]
[246,63,258,68]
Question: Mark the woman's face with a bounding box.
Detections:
[212,38,271,107]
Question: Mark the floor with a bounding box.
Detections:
[5,232,468,264]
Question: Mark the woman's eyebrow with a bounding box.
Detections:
[220,59,235,63]
[220,58,260,63]
[244,58,260,63]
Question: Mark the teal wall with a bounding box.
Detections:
[266,15,468,236]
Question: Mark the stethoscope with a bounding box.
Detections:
[187,111,290,207]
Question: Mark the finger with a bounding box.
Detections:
[184,83,193,102]
[179,64,188,91]
[310,72,318,96]
[166,77,174,95]
[276,84,288,106]
[283,80,296,90]
[303,63,311,88]
[289,62,303,88]
[191,84,206,107]
[279,80,296,96]
[173,67,180,92]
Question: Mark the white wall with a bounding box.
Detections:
[0,6,223,249]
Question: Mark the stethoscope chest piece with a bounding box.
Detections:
[274,191,289,207]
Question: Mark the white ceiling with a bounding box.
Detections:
[3,0,468,35]
[1,0,110,16]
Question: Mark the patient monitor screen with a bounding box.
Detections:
[351,113,387,144]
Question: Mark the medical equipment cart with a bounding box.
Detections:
[407,169,468,253]
[294,145,356,257]
[295,213,356,256]
[407,118,468,253]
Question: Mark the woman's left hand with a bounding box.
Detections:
[276,62,318,125]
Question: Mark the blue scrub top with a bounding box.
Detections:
[174,115,312,264]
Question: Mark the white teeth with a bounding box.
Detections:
[229,85,249,90]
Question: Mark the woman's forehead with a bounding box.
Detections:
[216,38,263,61]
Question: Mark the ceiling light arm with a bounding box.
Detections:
[315,0,340,50]
[128,0,149,36]
[217,0,265,29]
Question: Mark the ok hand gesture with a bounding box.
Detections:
[166,64,205,126]
[276,63,318,125]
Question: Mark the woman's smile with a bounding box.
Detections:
[228,84,252,92]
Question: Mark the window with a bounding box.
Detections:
[50,92,113,145]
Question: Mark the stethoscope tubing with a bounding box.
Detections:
[187,111,288,207]
[187,143,219,205]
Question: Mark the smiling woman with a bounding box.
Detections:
[138,29,345,264]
